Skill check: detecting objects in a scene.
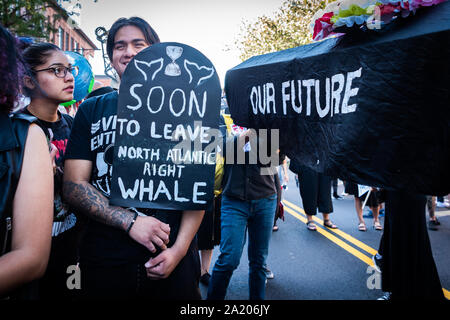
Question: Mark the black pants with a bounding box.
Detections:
[197,195,222,250]
[39,226,81,300]
[78,240,202,300]
[332,179,338,195]
[298,166,333,216]
[380,190,444,300]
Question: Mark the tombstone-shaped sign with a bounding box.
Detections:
[225,2,450,196]
[110,42,221,210]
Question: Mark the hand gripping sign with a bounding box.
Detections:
[110,43,221,210]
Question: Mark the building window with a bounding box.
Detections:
[66,33,70,51]
[58,27,64,50]
[75,41,79,53]
[71,38,75,51]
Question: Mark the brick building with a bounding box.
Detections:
[46,1,97,60]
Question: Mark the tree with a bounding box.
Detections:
[235,0,333,61]
[0,0,93,39]
[0,0,54,38]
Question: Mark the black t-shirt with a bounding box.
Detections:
[19,108,80,295]
[65,91,182,266]
[21,108,77,237]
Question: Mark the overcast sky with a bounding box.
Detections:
[75,0,284,87]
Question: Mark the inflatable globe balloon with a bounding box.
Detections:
[61,51,94,106]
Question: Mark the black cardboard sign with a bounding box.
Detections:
[110,42,221,209]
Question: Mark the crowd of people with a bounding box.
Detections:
[0,16,448,301]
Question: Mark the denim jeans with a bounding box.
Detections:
[207,194,277,300]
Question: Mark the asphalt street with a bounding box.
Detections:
[200,171,450,300]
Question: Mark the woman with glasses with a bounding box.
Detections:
[19,42,80,300]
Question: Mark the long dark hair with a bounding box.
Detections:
[106,16,160,61]
[22,42,61,97]
[0,25,24,114]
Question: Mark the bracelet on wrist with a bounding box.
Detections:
[126,212,139,234]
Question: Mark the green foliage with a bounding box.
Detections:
[0,0,89,39]
[0,0,56,38]
[235,0,333,61]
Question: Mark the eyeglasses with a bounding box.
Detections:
[33,66,79,78]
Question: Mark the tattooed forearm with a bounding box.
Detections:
[63,180,133,232]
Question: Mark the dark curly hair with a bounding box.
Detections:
[0,25,24,114]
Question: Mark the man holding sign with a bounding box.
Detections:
[63,17,205,299]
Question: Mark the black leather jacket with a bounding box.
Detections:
[0,112,36,254]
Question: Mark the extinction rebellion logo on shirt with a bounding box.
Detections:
[90,115,117,151]
[89,115,117,197]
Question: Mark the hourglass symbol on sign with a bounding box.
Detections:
[165,46,183,76]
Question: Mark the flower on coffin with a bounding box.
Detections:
[312,12,334,42]
[310,0,448,41]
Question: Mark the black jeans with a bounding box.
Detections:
[78,240,201,300]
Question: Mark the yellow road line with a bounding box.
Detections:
[283,200,450,300]
[283,205,374,266]
[283,199,378,256]
[444,288,450,300]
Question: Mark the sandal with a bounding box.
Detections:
[306,221,317,231]
[358,222,367,232]
[374,221,383,230]
[323,219,338,229]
